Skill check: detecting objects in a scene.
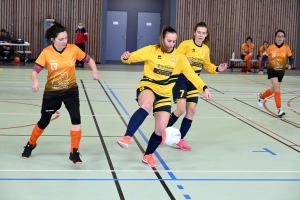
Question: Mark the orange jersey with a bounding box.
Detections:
[241,43,254,54]
[259,46,267,54]
[35,44,86,92]
[265,44,292,72]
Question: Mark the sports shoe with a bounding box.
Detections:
[257,93,264,107]
[142,154,157,167]
[117,136,131,149]
[173,139,191,151]
[278,108,285,117]
[22,142,37,158]
[69,148,82,164]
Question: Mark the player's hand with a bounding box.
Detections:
[258,71,264,75]
[218,63,227,72]
[31,79,39,92]
[93,71,100,80]
[204,88,212,100]
[286,65,291,70]
[122,51,131,60]
[187,57,193,64]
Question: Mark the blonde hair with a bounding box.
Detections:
[155,26,177,53]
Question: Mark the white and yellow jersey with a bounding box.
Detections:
[177,39,218,77]
[121,45,207,97]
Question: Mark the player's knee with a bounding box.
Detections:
[71,114,81,125]
[186,107,196,117]
[38,114,52,129]
[140,102,153,113]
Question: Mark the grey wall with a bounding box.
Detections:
[108,0,163,52]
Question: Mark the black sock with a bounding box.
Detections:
[167,112,179,127]
[180,117,192,139]
[125,108,148,137]
[145,132,162,155]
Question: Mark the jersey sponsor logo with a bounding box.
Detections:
[192,48,196,52]
[191,58,204,68]
[157,55,161,59]
[154,64,174,76]
[52,72,69,90]
[202,50,206,56]
[271,53,276,58]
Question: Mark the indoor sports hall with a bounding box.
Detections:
[1,0,300,200]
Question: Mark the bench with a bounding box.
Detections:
[16,50,32,62]
[229,59,258,72]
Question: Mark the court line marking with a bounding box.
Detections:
[1,178,300,182]
[1,170,300,173]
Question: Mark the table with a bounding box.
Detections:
[229,59,258,72]
[0,42,30,65]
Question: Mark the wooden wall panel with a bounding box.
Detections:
[0,0,102,62]
[176,0,299,66]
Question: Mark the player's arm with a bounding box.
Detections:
[121,46,151,64]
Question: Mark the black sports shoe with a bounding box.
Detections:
[69,148,82,164]
[22,142,37,158]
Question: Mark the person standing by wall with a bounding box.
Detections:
[75,21,88,68]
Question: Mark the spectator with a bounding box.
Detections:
[75,21,88,68]
[0,29,14,62]
[240,36,254,73]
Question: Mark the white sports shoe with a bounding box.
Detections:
[257,93,264,107]
[278,108,285,117]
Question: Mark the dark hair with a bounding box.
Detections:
[155,26,177,53]
[246,37,252,42]
[263,41,268,44]
[45,22,66,41]
[275,29,285,37]
[194,22,209,44]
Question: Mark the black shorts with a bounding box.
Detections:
[267,69,284,82]
[41,87,80,115]
[172,78,199,104]
[136,86,171,115]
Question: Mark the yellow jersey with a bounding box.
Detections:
[35,44,86,92]
[121,45,207,97]
[177,39,218,77]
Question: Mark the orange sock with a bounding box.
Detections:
[260,88,272,99]
[274,92,281,109]
[70,130,82,152]
[29,124,44,145]
[244,54,252,70]
[258,60,262,69]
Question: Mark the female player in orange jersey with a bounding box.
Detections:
[21,23,100,164]
[117,26,212,167]
[240,37,254,73]
[257,30,294,117]
[166,22,227,151]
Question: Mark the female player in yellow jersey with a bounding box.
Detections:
[258,30,294,117]
[117,26,212,167]
[21,23,100,164]
[167,22,227,151]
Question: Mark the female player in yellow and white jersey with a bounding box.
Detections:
[117,26,212,167]
[21,23,100,164]
[258,30,294,117]
[167,22,227,151]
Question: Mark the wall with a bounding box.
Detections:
[175,0,299,65]
[0,0,102,62]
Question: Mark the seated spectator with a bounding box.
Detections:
[240,36,254,73]
[0,29,14,62]
[257,41,269,70]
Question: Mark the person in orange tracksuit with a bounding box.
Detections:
[257,30,294,117]
[240,37,254,73]
[21,23,100,164]
[257,41,269,70]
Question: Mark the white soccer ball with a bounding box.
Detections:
[163,127,181,146]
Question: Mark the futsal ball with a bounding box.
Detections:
[162,127,181,146]
[14,57,20,63]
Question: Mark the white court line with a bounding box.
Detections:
[0,170,300,173]
[0,112,299,119]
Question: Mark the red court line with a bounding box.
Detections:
[0,101,59,130]
[209,99,300,147]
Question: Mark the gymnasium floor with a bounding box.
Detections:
[0,63,299,200]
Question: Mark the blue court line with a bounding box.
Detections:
[1,178,300,182]
[253,148,276,155]
[104,82,176,180]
